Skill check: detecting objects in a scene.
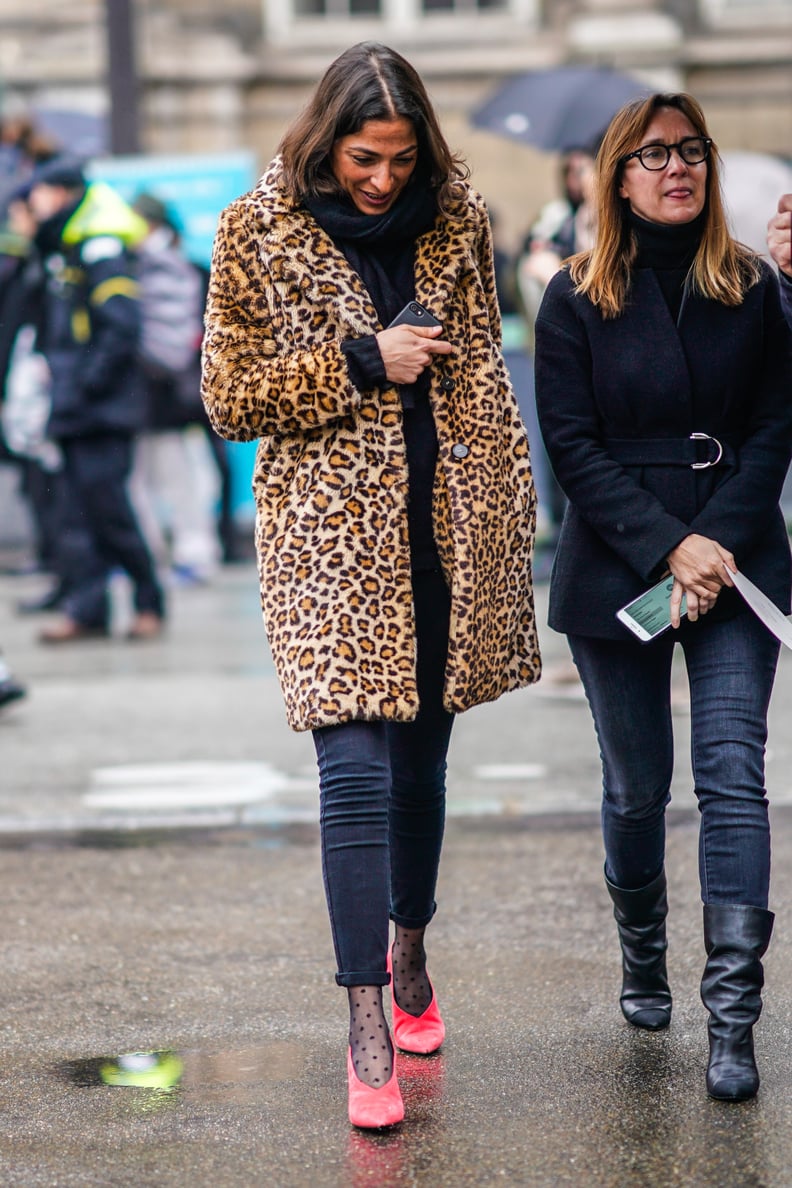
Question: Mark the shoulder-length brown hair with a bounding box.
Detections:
[569,92,761,318]
[278,41,469,213]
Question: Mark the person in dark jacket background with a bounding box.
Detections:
[0,194,88,609]
[535,93,792,1103]
[26,156,165,642]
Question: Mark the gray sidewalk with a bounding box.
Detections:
[2,558,792,1185]
[1,559,606,832]
[3,560,792,834]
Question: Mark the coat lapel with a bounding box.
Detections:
[627,269,693,400]
[414,193,480,321]
[249,164,380,335]
[270,210,381,334]
[633,269,734,417]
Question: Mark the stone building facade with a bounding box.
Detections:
[1,0,790,246]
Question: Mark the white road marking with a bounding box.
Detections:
[473,764,547,780]
[75,759,792,827]
[84,761,288,810]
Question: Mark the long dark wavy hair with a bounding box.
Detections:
[278,42,468,213]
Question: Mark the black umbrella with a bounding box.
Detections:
[470,65,651,154]
[32,107,108,157]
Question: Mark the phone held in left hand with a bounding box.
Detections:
[616,576,688,642]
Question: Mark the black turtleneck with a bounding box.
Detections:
[628,208,705,323]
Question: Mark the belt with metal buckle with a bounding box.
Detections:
[605,433,729,469]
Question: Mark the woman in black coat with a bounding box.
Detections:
[534,92,792,1102]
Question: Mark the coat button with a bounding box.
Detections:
[451,443,469,459]
[441,375,455,392]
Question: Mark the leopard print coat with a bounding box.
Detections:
[202,160,541,731]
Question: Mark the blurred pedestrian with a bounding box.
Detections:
[0,112,59,220]
[0,195,67,596]
[767,192,792,323]
[0,649,26,709]
[534,93,792,1102]
[490,209,537,483]
[527,149,598,265]
[128,192,221,587]
[517,147,598,566]
[25,156,166,642]
[202,41,541,1128]
[522,147,596,259]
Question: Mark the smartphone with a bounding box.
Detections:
[616,575,688,642]
[387,300,442,330]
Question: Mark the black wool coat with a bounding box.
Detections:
[534,262,792,639]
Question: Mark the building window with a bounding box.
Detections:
[294,0,382,12]
[422,0,507,9]
[263,0,535,45]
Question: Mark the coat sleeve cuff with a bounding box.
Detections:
[341,335,387,391]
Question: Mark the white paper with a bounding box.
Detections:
[727,567,792,650]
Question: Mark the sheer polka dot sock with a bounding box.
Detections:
[391,925,433,1017]
[348,986,394,1090]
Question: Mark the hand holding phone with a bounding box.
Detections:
[377,301,452,385]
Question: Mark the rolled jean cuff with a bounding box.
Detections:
[390,901,437,930]
[335,969,391,988]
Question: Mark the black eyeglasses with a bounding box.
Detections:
[621,136,712,171]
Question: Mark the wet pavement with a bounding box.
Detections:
[2,555,792,1186]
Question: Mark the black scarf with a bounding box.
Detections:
[305,179,441,569]
[304,180,437,329]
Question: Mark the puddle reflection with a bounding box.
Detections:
[61,1050,184,1091]
[58,1039,305,1105]
[397,1051,446,1109]
[346,1129,408,1184]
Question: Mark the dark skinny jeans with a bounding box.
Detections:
[569,610,780,908]
[312,568,454,988]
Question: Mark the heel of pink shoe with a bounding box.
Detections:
[347,1049,404,1129]
[387,950,446,1054]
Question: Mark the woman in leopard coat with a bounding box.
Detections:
[202,41,540,1128]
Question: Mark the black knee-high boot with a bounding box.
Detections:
[605,868,672,1031]
[701,903,774,1102]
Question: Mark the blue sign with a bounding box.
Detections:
[89,151,261,520]
[88,150,257,267]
